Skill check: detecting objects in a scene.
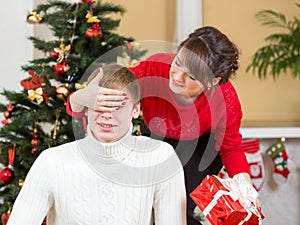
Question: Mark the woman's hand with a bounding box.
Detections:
[237,172,261,210]
[70,68,129,112]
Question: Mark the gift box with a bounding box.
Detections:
[190,174,264,225]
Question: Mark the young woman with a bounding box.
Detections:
[67,26,254,224]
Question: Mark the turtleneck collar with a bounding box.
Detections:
[77,124,136,164]
[76,123,183,187]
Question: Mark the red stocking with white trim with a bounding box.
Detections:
[242,139,265,191]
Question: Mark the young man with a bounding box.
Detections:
[7,64,186,225]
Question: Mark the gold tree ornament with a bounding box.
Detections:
[28,87,44,104]
[19,179,24,187]
[27,9,42,24]
[54,42,71,63]
[56,85,70,101]
[86,11,100,23]
[75,82,87,90]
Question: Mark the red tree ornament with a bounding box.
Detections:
[42,217,47,225]
[85,24,102,40]
[0,168,15,184]
[1,212,10,225]
[50,51,59,58]
[21,70,44,90]
[31,128,38,154]
[0,145,16,184]
[1,104,14,125]
[54,61,70,76]
[31,138,38,148]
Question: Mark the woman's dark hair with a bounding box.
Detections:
[178,26,240,86]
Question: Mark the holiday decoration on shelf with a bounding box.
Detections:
[266,138,292,184]
[0,0,145,220]
[1,104,14,125]
[0,144,16,184]
[242,139,265,191]
[26,9,42,24]
[190,175,264,225]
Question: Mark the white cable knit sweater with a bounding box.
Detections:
[7,126,186,225]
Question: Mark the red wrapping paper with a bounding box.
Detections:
[190,175,264,225]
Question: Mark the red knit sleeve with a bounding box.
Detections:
[129,53,175,78]
[66,93,85,118]
[214,83,250,177]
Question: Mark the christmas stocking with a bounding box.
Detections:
[217,166,229,179]
[242,139,265,191]
[266,138,291,185]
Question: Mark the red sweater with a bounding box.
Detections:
[67,53,250,177]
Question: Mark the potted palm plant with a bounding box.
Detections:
[247,4,300,79]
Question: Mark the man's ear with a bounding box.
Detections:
[132,102,140,119]
[84,108,88,116]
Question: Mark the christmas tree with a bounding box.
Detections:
[0,0,145,223]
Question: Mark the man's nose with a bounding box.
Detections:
[100,111,112,119]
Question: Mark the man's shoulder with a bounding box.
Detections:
[133,135,179,163]
[134,135,174,151]
[38,140,79,161]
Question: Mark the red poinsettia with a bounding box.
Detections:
[21,70,44,90]
[20,70,49,102]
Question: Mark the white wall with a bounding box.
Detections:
[0,1,33,104]
[258,139,300,225]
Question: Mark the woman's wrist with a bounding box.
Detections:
[235,172,253,186]
[70,91,85,113]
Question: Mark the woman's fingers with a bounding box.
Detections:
[98,87,128,97]
[89,87,129,111]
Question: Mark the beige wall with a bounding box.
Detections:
[111,0,300,127]
[104,0,176,42]
[202,0,300,127]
